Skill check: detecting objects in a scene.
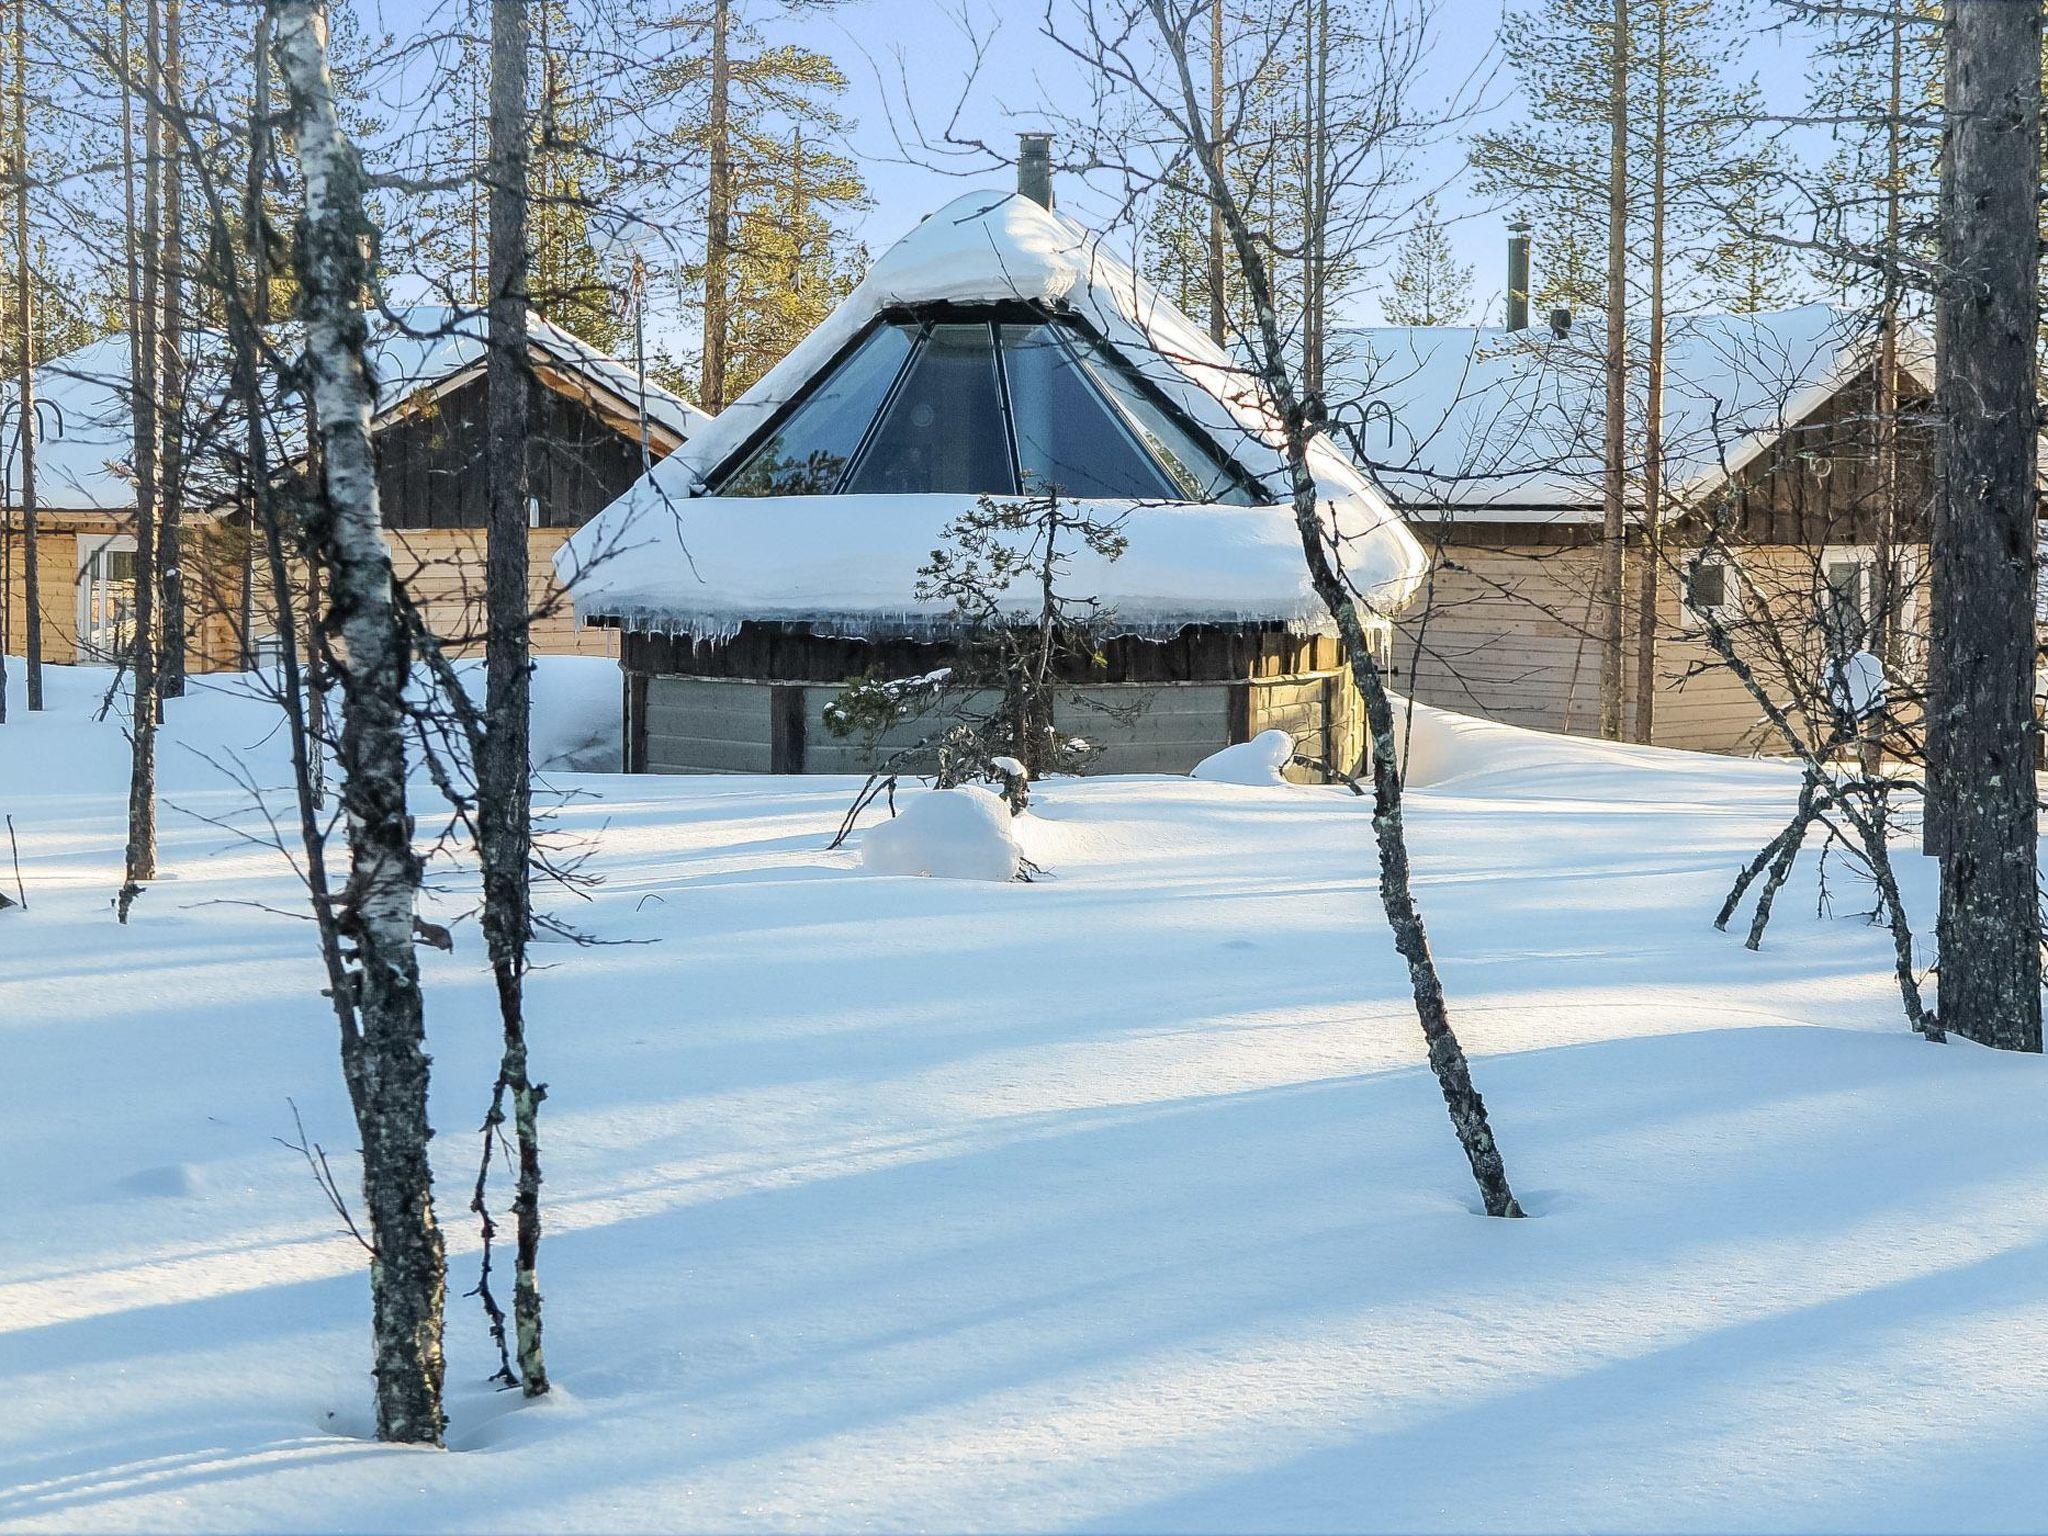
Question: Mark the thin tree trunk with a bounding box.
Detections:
[1599,0,1629,742]
[273,0,448,1442]
[156,0,185,699]
[1206,0,1225,347]
[1153,0,1522,1217]
[480,0,548,1398]
[1865,0,1904,780]
[1632,12,1665,747]
[1929,0,2042,1051]
[240,5,270,669]
[119,0,161,921]
[14,0,40,712]
[701,0,730,410]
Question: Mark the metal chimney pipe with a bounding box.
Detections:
[1506,222,1531,331]
[1017,133,1055,209]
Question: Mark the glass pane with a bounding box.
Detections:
[843,324,1015,496]
[718,322,916,495]
[999,325,1180,499]
[1075,346,1259,504]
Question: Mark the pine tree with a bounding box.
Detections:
[721,126,865,399]
[652,6,868,406]
[1381,198,1473,324]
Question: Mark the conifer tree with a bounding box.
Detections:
[1381,197,1473,324]
[652,4,867,406]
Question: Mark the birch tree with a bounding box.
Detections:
[273,0,448,1442]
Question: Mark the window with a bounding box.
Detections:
[999,324,1181,499]
[843,324,1013,496]
[74,536,137,665]
[1073,346,1257,504]
[1822,549,1876,653]
[1684,556,1736,623]
[710,310,1262,504]
[721,322,917,496]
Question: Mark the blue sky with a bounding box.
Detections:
[364,0,1832,331]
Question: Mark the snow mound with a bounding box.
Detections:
[860,787,1022,881]
[1829,650,1886,720]
[530,656,624,772]
[1192,729,1296,786]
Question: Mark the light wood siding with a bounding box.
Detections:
[1393,536,1912,755]
[2,528,79,663]
[389,526,618,659]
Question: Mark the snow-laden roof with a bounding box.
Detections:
[2,307,707,516]
[1,334,176,513]
[367,304,710,442]
[559,191,1427,642]
[1333,303,1925,520]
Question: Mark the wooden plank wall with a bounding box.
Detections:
[388,526,618,660]
[1392,535,1908,755]
[1,529,80,664]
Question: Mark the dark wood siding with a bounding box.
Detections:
[618,624,1351,686]
[375,370,652,531]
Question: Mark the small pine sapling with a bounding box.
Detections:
[824,487,1129,837]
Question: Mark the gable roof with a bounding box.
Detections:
[367,304,710,447]
[559,190,1430,643]
[2,307,708,516]
[1332,303,1929,520]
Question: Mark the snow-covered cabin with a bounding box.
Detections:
[0,308,707,673]
[1333,304,1946,753]
[558,180,1427,777]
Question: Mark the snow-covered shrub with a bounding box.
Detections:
[859,787,1022,881]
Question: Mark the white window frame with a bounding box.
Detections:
[1819,544,1881,656]
[74,533,137,665]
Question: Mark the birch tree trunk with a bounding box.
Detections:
[119,0,162,922]
[274,0,448,1442]
[1206,0,1225,347]
[1599,0,1630,742]
[1929,0,2042,1052]
[480,0,549,1397]
[13,0,40,712]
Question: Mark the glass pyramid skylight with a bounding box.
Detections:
[715,313,1261,504]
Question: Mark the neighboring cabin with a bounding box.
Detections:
[0,307,706,674]
[1336,302,1936,754]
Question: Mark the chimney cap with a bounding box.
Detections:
[1017,132,1055,209]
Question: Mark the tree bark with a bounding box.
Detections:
[14,0,40,712]
[701,0,730,410]
[240,5,271,670]
[1928,0,2042,1051]
[157,0,185,699]
[1631,8,1666,747]
[1206,0,1225,347]
[274,0,448,1443]
[119,0,162,921]
[1151,0,1522,1217]
[481,0,549,1398]
[1599,0,1629,742]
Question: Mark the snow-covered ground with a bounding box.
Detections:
[3,660,2046,1534]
